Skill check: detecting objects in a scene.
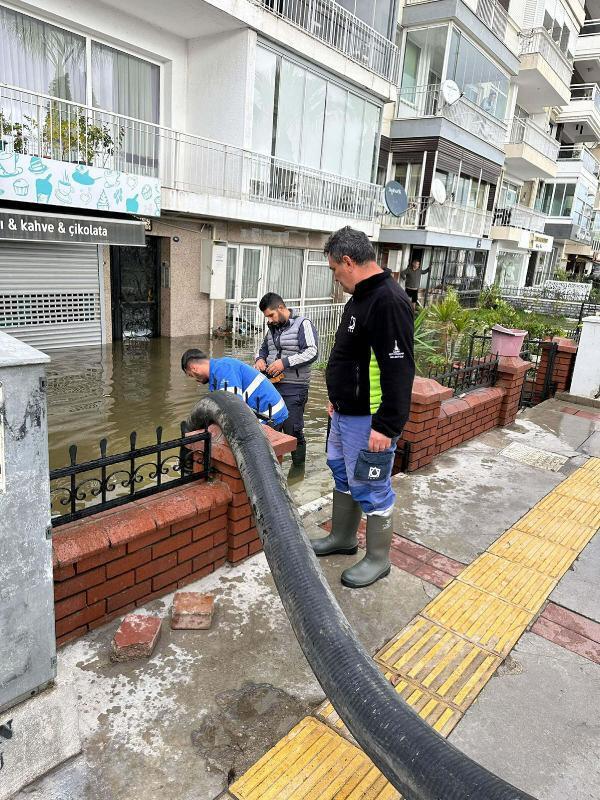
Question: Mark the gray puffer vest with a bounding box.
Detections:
[262,312,317,386]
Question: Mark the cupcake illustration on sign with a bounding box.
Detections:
[13,178,29,197]
[36,175,53,203]
[55,172,73,204]
[29,156,48,175]
[72,165,96,186]
[97,190,110,211]
[141,183,152,201]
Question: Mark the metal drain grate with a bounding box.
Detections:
[499,442,569,472]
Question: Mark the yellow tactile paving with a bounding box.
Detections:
[456,552,557,613]
[232,458,600,796]
[489,528,575,578]
[229,717,400,800]
[421,581,534,656]
[375,617,502,712]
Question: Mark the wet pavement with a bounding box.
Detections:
[46,336,331,507]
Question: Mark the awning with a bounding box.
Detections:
[0,208,146,246]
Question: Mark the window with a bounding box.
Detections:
[226,248,237,301]
[537,182,582,218]
[498,180,521,208]
[91,43,159,123]
[394,162,422,197]
[0,5,86,101]
[399,26,447,112]
[337,0,396,36]
[447,30,509,121]
[305,251,334,301]
[543,0,577,59]
[496,251,528,287]
[254,46,381,182]
[268,247,303,301]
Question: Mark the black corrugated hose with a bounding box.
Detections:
[189,392,536,800]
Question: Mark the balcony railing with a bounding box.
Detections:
[557,144,600,176]
[492,204,547,233]
[507,117,560,161]
[569,83,600,112]
[395,84,507,150]
[251,0,399,81]
[0,83,379,221]
[519,27,573,88]
[580,18,600,36]
[382,195,492,237]
[404,0,518,51]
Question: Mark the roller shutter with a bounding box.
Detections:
[0,241,102,350]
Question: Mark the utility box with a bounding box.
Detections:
[200,239,228,299]
[0,332,55,713]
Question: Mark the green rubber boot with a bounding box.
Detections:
[341,512,393,588]
[291,442,306,466]
[311,490,362,557]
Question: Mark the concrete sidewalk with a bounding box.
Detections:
[15,399,600,800]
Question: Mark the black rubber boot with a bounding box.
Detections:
[291,442,306,466]
[341,512,393,588]
[311,490,362,556]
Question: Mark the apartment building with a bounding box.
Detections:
[0,0,399,349]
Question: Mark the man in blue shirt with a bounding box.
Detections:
[181,349,288,427]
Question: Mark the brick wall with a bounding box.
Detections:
[532,337,578,404]
[396,355,530,473]
[52,426,296,646]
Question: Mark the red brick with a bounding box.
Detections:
[53,524,110,567]
[219,474,246,494]
[111,614,161,661]
[182,564,214,585]
[178,536,214,563]
[171,592,214,629]
[212,459,242,479]
[57,625,88,648]
[107,580,152,613]
[136,583,178,606]
[152,530,192,559]
[53,563,76,582]
[95,506,157,548]
[127,526,171,553]
[87,571,135,604]
[170,519,195,535]
[213,528,227,546]
[228,503,252,521]
[210,505,228,519]
[55,592,86,621]
[153,561,192,591]
[136,552,177,582]
[228,543,249,563]
[248,539,263,556]
[106,548,152,579]
[56,600,106,637]
[193,514,228,539]
[192,543,227,571]
[77,545,127,573]
[89,604,136,630]
[54,566,106,601]
[233,528,261,547]
[142,492,197,529]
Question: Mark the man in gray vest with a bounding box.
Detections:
[255,293,318,466]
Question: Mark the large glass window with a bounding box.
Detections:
[337,0,396,36]
[395,162,422,197]
[268,247,303,301]
[254,46,380,182]
[537,182,581,218]
[0,5,86,101]
[91,43,159,123]
[447,30,509,121]
[399,26,447,113]
[305,250,334,301]
[543,0,577,60]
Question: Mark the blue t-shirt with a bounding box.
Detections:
[208,358,288,426]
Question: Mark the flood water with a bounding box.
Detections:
[46,335,332,506]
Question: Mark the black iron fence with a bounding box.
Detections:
[50,422,212,526]
[428,352,499,396]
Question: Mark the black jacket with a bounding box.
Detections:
[326,270,415,438]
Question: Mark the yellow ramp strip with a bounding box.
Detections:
[232,458,600,797]
[229,717,400,800]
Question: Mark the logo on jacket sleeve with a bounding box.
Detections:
[348,315,356,333]
[389,341,404,359]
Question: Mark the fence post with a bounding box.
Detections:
[496,355,530,425]
[395,377,452,472]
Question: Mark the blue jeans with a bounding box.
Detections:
[326,412,397,515]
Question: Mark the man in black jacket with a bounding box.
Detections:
[311,227,415,588]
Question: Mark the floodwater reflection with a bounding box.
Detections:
[47,336,331,506]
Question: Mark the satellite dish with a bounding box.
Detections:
[441,79,461,106]
[384,181,408,217]
[431,179,447,205]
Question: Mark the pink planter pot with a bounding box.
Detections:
[490,325,527,357]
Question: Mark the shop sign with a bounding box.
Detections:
[0,147,160,217]
[516,229,553,252]
[0,209,145,245]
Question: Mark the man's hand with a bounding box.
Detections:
[255,358,267,372]
[267,359,285,376]
[368,429,391,452]
[327,401,334,418]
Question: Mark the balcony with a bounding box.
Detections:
[381,195,492,237]
[251,0,399,82]
[491,204,552,250]
[504,117,560,179]
[516,28,573,110]
[0,83,379,231]
[558,83,600,142]
[557,144,600,178]
[394,84,507,157]
[401,0,519,70]
[575,20,600,84]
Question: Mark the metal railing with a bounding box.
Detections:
[395,84,507,150]
[251,0,399,81]
[225,301,345,362]
[428,352,499,396]
[381,196,425,228]
[492,204,547,232]
[404,0,518,50]
[507,116,560,161]
[1,83,380,222]
[557,144,600,176]
[568,82,600,112]
[381,195,492,236]
[519,27,573,87]
[50,423,212,526]
[580,18,600,36]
